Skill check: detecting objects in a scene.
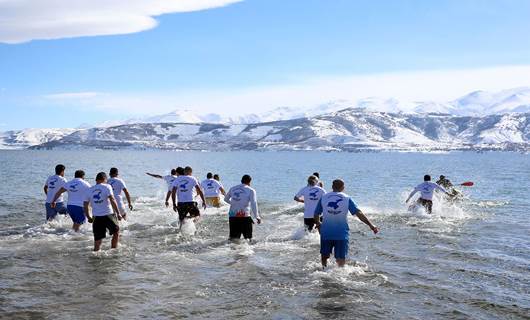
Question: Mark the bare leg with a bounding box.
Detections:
[73,223,80,232]
[94,240,102,251]
[111,232,119,249]
[321,254,330,268]
[336,259,346,267]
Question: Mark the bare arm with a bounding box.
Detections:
[50,187,67,207]
[44,185,48,195]
[195,185,206,209]
[164,191,171,207]
[84,201,93,223]
[355,210,378,234]
[219,187,226,196]
[224,191,231,204]
[171,187,177,211]
[294,196,304,203]
[123,188,133,210]
[109,196,120,218]
[146,172,163,179]
[405,188,418,203]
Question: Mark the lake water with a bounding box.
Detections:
[0,150,529,319]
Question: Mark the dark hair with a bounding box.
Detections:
[424,175,431,181]
[313,172,320,179]
[308,175,318,186]
[171,168,177,175]
[176,167,185,175]
[213,174,220,181]
[110,167,118,177]
[207,172,213,179]
[184,166,192,174]
[96,172,107,181]
[241,174,252,184]
[332,179,344,191]
[55,164,65,175]
[74,170,85,178]
[439,175,445,179]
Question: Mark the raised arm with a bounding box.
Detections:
[146,172,163,179]
[50,187,67,207]
[123,188,133,210]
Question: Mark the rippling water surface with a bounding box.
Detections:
[0,151,529,319]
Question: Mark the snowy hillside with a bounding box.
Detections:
[29,109,530,151]
[0,128,76,149]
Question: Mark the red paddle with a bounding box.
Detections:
[460,181,474,187]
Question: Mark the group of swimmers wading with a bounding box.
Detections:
[44,164,455,267]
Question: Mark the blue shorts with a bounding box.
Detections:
[67,205,86,224]
[45,202,67,220]
[320,239,349,259]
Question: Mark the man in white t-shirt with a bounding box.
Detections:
[294,175,325,231]
[224,174,261,240]
[146,167,180,207]
[43,164,68,221]
[50,170,91,231]
[108,167,133,220]
[406,174,450,214]
[84,172,121,251]
[201,172,226,208]
[171,166,206,224]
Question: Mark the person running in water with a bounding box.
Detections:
[314,179,378,268]
[313,172,324,188]
[201,172,226,208]
[43,164,68,221]
[50,170,91,231]
[406,175,450,214]
[294,175,325,231]
[84,172,121,251]
[146,168,178,207]
[107,168,133,220]
[436,175,453,189]
[171,166,206,225]
[224,174,261,241]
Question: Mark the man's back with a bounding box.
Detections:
[86,183,113,216]
[65,178,91,206]
[317,192,358,240]
[173,175,199,202]
[201,178,222,197]
[226,184,257,218]
[296,185,325,218]
[414,181,445,200]
[108,177,126,199]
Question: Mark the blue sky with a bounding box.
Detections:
[1,0,530,130]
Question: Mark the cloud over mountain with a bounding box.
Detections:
[0,0,242,44]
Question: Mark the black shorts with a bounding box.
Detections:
[229,217,253,239]
[418,198,433,214]
[304,218,315,231]
[177,202,200,221]
[93,215,119,241]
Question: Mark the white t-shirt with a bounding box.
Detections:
[163,175,177,192]
[108,177,126,203]
[224,184,259,219]
[295,185,326,218]
[172,175,199,203]
[85,183,114,217]
[45,175,67,203]
[201,178,223,197]
[409,181,447,201]
[64,178,91,207]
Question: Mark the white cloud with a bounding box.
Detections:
[39,65,530,116]
[0,0,242,44]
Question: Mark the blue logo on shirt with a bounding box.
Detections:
[179,180,189,191]
[309,188,320,200]
[207,181,214,188]
[326,196,344,215]
[93,190,103,203]
[49,177,57,187]
[69,182,79,192]
[232,188,244,201]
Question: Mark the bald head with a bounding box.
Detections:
[332,179,345,192]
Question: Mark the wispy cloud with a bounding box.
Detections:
[37,65,530,116]
[0,0,242,44]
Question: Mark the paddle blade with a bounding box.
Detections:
[460,181,474,187]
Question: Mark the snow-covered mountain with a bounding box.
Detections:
[92,88,530,128]
[29,109,530,152]
[0,128,76,149]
